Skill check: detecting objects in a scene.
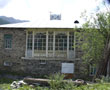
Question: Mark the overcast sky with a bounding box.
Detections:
[0,0,104,22]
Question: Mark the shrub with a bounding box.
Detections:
[48,73,65,89]
[95,76,110,83]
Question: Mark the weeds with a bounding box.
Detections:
[95,76,110,83]
[1,75,110,90]
[48,73,65,89]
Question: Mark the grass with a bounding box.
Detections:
[1,75,110,90]
[1,82,110,90]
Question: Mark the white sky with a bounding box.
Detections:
[0,0,103,22]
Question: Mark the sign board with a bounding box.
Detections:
[61,63,74,74]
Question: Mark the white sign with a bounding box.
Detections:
[61,63,74,74]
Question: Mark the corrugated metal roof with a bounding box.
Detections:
[0,19,82,28]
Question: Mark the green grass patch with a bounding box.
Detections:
[1,76,110,90]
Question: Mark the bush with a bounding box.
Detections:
[48,73,65,89]
[0,78,14,84]
[95,76,110,83]
[1,75,110,90]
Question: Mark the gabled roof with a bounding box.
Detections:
[0,19,82,29]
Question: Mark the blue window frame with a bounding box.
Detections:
[90,64,96,76]
[4,34,12,49]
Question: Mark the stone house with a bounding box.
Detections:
[0,15,89,78]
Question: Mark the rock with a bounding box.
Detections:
[10,80,27,89]
[10,81,19,89]
[32,83,40,86]
[74,79,87,86]
[18,80,27,85]
[29,84,35,88]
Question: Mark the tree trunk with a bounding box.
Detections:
[93,38,110,80]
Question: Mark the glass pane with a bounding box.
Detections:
[55,33,67,51]
[27,31,32,50]
[48,32,53,50]
[4,34,12,48]
[69,32,74,50]
[34,32,46,50]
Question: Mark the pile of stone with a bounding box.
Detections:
[74,79,87,86]
[10,78,49,89]
[10,80,27,89]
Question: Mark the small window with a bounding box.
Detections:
[4,61,12,66]
[89,64,96,76]
[34,32,46,51]
[4,34,12,49]
[50,14,61,20]
[55,33,67,51]
[39,60,46,64]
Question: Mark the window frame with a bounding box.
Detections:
[69,32,74,50]
[55,33,67,51]
[27,31,33,50]
[48,32,53,51]
[4,34,12,49]
[89,64,96,76]
[34,32,46,51]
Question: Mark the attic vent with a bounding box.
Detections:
[74,20,79,24]
[50,14,61,20]
[4,61,12,66]
[39,60,46,64]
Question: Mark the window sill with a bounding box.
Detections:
[5,48,12,50]
[21,57,76,61]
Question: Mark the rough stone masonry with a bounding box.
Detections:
[0,28,87,79]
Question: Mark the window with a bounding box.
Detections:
[50,14,61,20]
[4,61,12,66]
[27,31,32,50]
[90,64,96,76]
[4,34,12,49]
[69,32,74,50]
[48,32,53,50]
[39,60,46,64]
[55,33,67,51]
[34,32,46,50]
[26,31,75,58]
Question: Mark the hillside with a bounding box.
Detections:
[0,16,29,25]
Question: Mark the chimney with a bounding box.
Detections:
[74,20,79,24]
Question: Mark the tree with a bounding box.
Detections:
[94,12,110,77]
[77,3,110,79]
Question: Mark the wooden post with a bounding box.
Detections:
[46,31,48,57]
[53,31,55,57]
[32,31,34,57]
[67,32,69,59]
[74,32,76,59]
[25,31,28,57]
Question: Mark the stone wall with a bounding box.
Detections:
[0,28,87,79]
[0,28,26,71]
